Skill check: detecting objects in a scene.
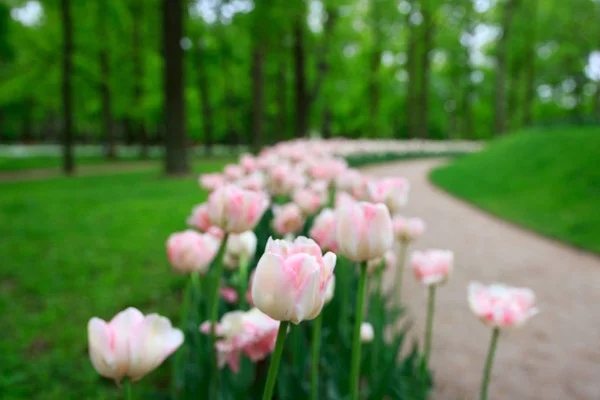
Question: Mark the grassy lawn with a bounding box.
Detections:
[430,127,600,254]
[0,158,232,399]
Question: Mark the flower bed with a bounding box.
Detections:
[86,138,535,400]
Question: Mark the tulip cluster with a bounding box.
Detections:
[87,138,533,400]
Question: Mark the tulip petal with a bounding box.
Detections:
[108,307,144,371]
[88,318,118,380]
[252,253,296,321]
[127,314,184,381]
[293,267,321,323]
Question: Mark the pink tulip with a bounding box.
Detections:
[293,188,326,216]
[335,191,357,209]
[166,230,222,275]
[219,286,239,304]
[410,249,454,286]
[207,185,270,233]
[199,173,225,191]
[368,177,410,214]
[309,208,338,252]
[335,168,363,193]
[251,237,336,324]
[200,308,280,373]
[336,202,393,262]
[236,172,266,192]
[240,153,258,173]
[468,282,538,328]
[308,158,347,182]
[392,216,426,242]
[88,307,183,383]
[186,203,212,232]
[224,164,245,181]
[272,203,305,236]
[268,164,307,196]
[223,231,258,270]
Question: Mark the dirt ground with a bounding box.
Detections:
[362,159,600,400]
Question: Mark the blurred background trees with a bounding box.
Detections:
[0,0,599,165]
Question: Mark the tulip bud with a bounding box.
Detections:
[468,282,538,328]
[309,208,338,252]
[293,188,326,216]
[368,177,410,214]
[336,202,393,262]
[224,164,245,181]
[207,185,270,233]
[223,231,258,271]
[240,153,258,173]
[199,173,225,191]
[360,322,374,343]
[393,216,426,243]
[88,307,183,383]
[410,249,454,286]
[251,237,336,324]
[200,308,280,373]
[272,203,305,236]
[166,230,221,275]
[186,203,212,232]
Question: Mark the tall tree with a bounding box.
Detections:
[162,0,189,174]
[251,43,265,151]
[132,0,148,158]
[99,3,115,159]
[195,37,214,156]
[417,0,434,138]
[61,0,74,174]
[369,0,382,137]
[494,0,519,135]
[405,4,418,138]
[293,13,307,138]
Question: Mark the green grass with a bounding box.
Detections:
[0,156,160,172]
[430,127,600,254]
[0,158,232,399]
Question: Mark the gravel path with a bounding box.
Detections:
[361,159,600,400]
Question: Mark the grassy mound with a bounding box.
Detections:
[430,127,600,254]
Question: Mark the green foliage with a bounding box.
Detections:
[0,157,231,399]
[430,126,600,254]
[2,0,598,143]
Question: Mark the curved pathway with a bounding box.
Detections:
[361,159,600,400]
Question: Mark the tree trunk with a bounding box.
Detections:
[61,0,74,174]
[494,0,518,135]
[369,2,382,138]
[223,58,238,147]
[162,0,189,174]
[293,18,308,138]
[276,52,287,141]
[196,42,214,156]
[133,0,148,158]
[405,15,417,138]
[507,62,522,131]
[251,44,265,152]
[417,3,434,139]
